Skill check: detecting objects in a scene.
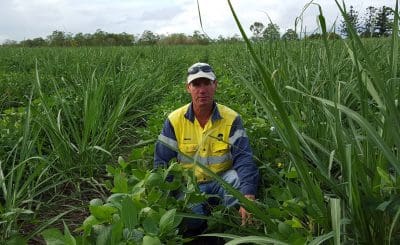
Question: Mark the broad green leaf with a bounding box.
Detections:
[41,228,65,245]
[131,169,146,181]
[147,188,163,203]
[95,225,112,245]
[289,217,303,228]
[121,196,138,229]
[81,215,102,236]
[63,221,76,245]
[112,173,128,193]
[278,222,291,236]
[146,172,163,187]
[143,217,159,235]
[89,205,117,221]
[143,235,161,245]
[123,228,144,243]
[107,193,128,208]
[159,209,176,234]
[111,219,123,244]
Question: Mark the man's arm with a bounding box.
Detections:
[154,119,178,168]
[229,116,259,225]
[229,116,259,195]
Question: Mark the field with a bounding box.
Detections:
[0,33,400,244]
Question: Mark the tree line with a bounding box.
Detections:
[339,5,394,37]
[1,4,395,47]
[250,4,395,41]
[1,29,243,47]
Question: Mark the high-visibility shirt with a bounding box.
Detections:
[154,102,258,195]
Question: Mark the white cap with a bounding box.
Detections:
[187,62,216,84]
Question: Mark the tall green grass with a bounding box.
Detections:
[219,0,400,243]
[0,46,191,242]
[1,11,399,242]
[0,90,69,242]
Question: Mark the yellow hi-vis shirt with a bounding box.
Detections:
[155,102,258,195]
[168,103,236,182]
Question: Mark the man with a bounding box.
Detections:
[154,62,259,233]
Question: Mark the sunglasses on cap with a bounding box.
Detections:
[187,64,213,75]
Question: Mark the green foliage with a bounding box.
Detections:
[263,23,281,40]
[339,4,395,38]
[282,29,299,40]
[158,31,210,45]
[374,6,394,37]
[138,30,160,45]
[41,160,203,244]
[1,6,400,242]
[227,0,400,243]
[250,22,265,40]
[339,5,362,37]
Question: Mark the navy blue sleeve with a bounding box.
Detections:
[229,116,259,196]
[154,119,178,169]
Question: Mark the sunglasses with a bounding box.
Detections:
[187,65,213,75]
[190,79,214,87]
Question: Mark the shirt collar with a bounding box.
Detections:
[184,101,222,123]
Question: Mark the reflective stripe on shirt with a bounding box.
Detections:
[229,129,248,145]
[177,152,232,165]
[158,134,178,149]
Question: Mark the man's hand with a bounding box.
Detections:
[239,194,255,225]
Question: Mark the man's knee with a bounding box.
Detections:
[221,169,240,188]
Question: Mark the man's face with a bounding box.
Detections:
[186,78,217,108]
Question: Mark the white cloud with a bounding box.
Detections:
[0,0,396,43]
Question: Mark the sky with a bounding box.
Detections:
[0,0,396,43]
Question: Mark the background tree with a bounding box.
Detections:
[282,29,298,40]
[92,29,107,45]
[230,34,243,42]
[339,5,361,37]
[250,22,265,41]
[117,32,135,46]
[1,39,18,47]
[263,23,280,40]
[191,30,210,45]
[158,33,188,45]
[20,37,47,47]
[47,30,67,46]
[138,30,160,45]
[361,6,377,37]
[374,6,393,37]
[74,32,87,46]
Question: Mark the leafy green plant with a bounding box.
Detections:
[41,158,208,244]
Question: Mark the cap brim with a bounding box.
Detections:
[187,71,216,84]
